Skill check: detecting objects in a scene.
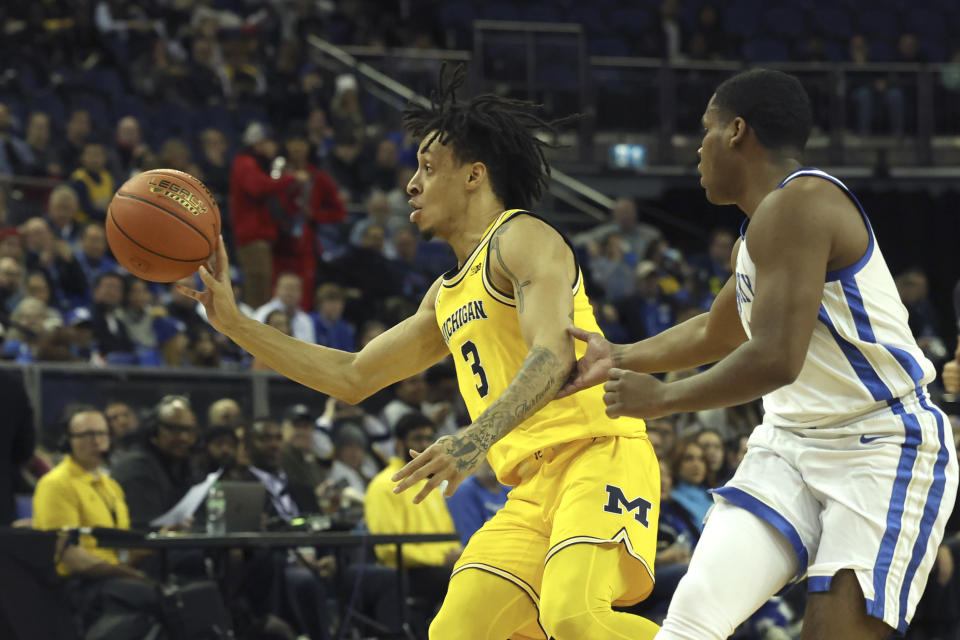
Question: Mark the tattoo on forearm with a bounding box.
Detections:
[490,229,531,312]
[443,346,568,473]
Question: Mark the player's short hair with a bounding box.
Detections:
[403,64,578,210]
[712,68,812,152]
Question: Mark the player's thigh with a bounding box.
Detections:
[547,435,659,606]
[430,567,545,640]
[804,404,959,632]
[802,569,893,640]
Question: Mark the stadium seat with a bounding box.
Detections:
[522,5,562,23]
[29,91,67,125]
[482,4,520,21]
[904,8,947,43]
[723,0,762,38]
[65,91,113,132]
[760,7,806,39]
[113,93,151,127]
[610,9,652,36]
[856,9,899,40]
[588,37,631,57]
[742,38,790,62]
[809,7,853,40]
[82,68,127,102]
[439,3,476,31]
[566,7,607,34]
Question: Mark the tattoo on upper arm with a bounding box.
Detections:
[441,345,564,472]
[490,228,531,312]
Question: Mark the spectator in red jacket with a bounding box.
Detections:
[274,129,347,309]
[229,122,299,308]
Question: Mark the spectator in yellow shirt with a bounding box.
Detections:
[32,404,145,581]
[365,412,461,620]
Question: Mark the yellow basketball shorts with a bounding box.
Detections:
[452,435,659,611]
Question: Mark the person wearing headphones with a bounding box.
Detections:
[32,404,145,580]
[111,395,198,530]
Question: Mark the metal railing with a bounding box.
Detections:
[1,361,328,440]
[325,24,960,173]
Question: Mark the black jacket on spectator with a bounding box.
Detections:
[24,251,89,309]
[111,440,194,530]
[0,372,34,525]
[92,302,136,356]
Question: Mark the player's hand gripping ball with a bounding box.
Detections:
[106,169,221,282]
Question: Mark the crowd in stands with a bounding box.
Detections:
[1,1,959,638]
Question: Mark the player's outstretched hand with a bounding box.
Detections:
[602,368,671,420]
[391,433,485,504]
[556,326,616,398]
[176,235,241,335]
[943,358,960,394]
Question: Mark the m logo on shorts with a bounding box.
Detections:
[603,484,652,527]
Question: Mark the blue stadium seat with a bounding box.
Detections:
[856,9,899,40]
[760,6,805,39]
[723,0,762,38]
[567,7,607,34]
[610,9,652,36]
[82,68,126,102]
[67,92,113,133]
[29,92,66,125]
[482,4,519,21]
[439,3,476,30]
[588,36,631,57]
[904,8,946,42]
[15,67,40,94]
[193,105,232,133]
[536,64,578,89]
[113,94,150,126]
[522,5,562,23]
[809,7,852,40]
[742,38,790,62]
[823,39,847,62]
[869,40,895,62]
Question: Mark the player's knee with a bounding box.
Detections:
[660,569,737,640]
[539,588,599,639]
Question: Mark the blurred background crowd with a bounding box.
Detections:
[1,0,959,639]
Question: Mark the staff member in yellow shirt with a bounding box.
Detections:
[32,404,145,581]
[365,412,461,621]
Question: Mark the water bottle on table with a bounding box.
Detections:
[206,482,226,535]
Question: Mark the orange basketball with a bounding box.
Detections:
[106,169,221,283]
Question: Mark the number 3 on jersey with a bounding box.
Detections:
[461,340,489,398]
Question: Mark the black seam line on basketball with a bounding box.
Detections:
[114,192,212,254]
[149,170,217,202]
[110,209,208,263]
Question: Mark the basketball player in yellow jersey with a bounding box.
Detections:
[180,66,660,639]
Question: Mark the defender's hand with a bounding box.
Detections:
[603,368,672,420]
[557,326,616,398]
[177,236,242,334]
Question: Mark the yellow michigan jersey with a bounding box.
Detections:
[435,209,646,486]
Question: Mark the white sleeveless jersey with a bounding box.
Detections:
[734,168,935,428]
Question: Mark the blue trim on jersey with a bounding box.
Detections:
[776,168,876,282]
[807,576,833,593]
[842,279,878,343]
[710,486,808,581]
[817,305,891,402]
[868,396,923,631]
[897,392,950,632]
[738,218,748,240]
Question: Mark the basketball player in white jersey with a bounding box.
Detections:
[563,69,959,638]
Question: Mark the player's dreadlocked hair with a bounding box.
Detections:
[403,64,579,210]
